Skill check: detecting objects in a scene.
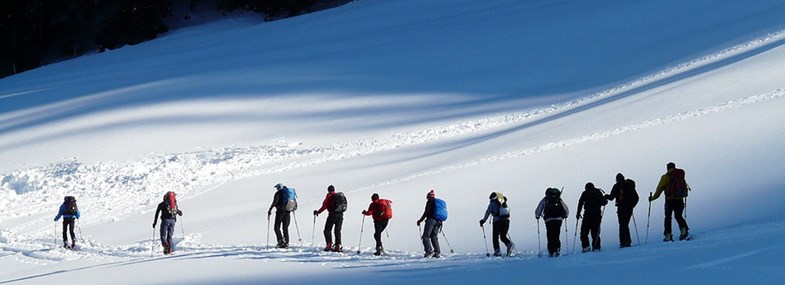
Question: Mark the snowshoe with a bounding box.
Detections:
[374,246,384,256]
[423,251,435,258]
[506,242,516,257]
[679,228,690,241]
[323,243,332,252]
[582,247,591,253]
[663,233,674,242]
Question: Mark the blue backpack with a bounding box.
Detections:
[281,187,298,211]
[433,198,448,221]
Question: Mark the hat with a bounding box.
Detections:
[371,193,379,201]
[274,183,284,190]
[616,173,625,182]
[489,192,497,199]
[585,182,595,191]
[427,189,435,199]
[667,162,676,170]
[327,185,335,193]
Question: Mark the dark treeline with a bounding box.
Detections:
[1,0,346,78]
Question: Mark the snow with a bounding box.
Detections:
[2,0,785,284]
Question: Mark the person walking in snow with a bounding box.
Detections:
[605,173,639,248]
[576,183,607,252]
[153,191,183,254]
[535,188,569,257]
[417,190,442,258]
[362,193,392,256]
[54,196,80,249]
[480,192,515,257]
[314,185,344,252]
[268,183,292,248]
[650,162,691,241]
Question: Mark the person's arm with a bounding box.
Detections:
[315,194,330,215]
[269,192,280,213]
[76,209,81,219]
[481,202,494,223]
[651,173,669,201]
[54,204,64,221]
[418,200,433,224]
[153,204,161,227]
[535,198,545,219]
[362,202,375,216]
[606,185,618,201]
[561,200,570,218]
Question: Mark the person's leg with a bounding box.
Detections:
[274,212,284,244]
[159,220,167,246]
[546,220,562,256]
[663,201,674,240]
[374,221,383,248]
[580,218,591,250]
[673,199,689,238]
[430,221,441,255]
[62,219,69,245]
[323,214,335,245]
[618,208,632,246]
[589,215,601,250]
[281,212,291,245]
[166,220,175,251]
[334,213,343,245]
[499,219,511,246]
[491,221,501,253]
[67,219,76,246]
[421,219,435,254]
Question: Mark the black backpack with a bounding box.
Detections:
[64,196,78,216]
[544,196,565,218]
[496,199,510,219]
[333,192,347,213]
[624,179,639,207]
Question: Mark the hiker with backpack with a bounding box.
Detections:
[576,183,607,252]
[54,196,81,249]
[416,189,445,258]
[535,188,569,257]
[605,173,639,248]
[269,183,296,248]
[479,192,515,257]
[313,185,346,252]
[153,191,183,254]
[650,162,691,241]
[362,193,393,256]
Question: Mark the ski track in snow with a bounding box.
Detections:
[1,30,785,264]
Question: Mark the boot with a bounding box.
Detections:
[493,249,502,257]
[332,244,343,252]
[582,247,591,253]
[71,240,76,249]
[163,243,169,254]
[423,251,435,258]
[323,243,333,252]
[63,241,70,249]
[679,228,689,241]
[374,246,384,256]
[663,233,673,242]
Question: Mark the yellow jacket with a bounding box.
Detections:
[651,169,689,201]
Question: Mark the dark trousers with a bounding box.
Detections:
[274,210,291,244]
[421,218,441,254]
[62,218,76,243]
[492,219,511,252]
[545,220,563,255]
[159,218,176,247]
[374,219,389,248]
[580,214,601,250]
[323,212,343,245]
[664,199,688,235]
[617,207,633,247]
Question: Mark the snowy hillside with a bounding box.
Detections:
[2,0,785,284]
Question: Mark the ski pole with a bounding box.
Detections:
[151,227,156,257]
[572,216,579,254]
[684,197,688,218]
[385,229,392,250]
[632,211,641,245]
[536,218,542,257]
[357,215,366,255]
[506,233,519,256]
[311,214,317,246]
[293,211,302,242]
[646,192,652,245]
[418,224,425,253]
[266,214,271,250]
[77,219,83,243]
[563,217,568,255]
[481,223,490,257]
[440,226,455,254]
[596,205,606,250]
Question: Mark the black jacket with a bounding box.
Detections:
[577,188,606,217]
[154,202,182,221]
[607,179,639,208]
[419,198,436,221]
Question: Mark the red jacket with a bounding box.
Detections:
[363,200,384,221]
[316,192,336,214]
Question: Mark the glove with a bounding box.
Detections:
[267,209,272,216]
[648,196,655,202]
[313,210,319,216]
[416,220,422,226]
[54,218,58,222]
[479,219,485,226]
[362,210,368,215]
[535,216,540,220]
[604,194,611,200]
[152,223,156,228]
[576,214,582,219]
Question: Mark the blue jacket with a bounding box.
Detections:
[54,203,80,221]
[482,200,502,223]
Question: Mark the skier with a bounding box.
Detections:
[362,193,392,256]
[479,192,515,257]
[54,196,81,249]
[416,190,442,258]
[268,183,292,248]
[153,192,183,254]
[576,183,607,252]
[605,173,639,248]
[650,162,691,241]
[535,188,569,257]
[313,185,343,252]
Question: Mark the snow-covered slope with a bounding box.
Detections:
[2,0,785,284]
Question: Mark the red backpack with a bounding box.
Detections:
[377,199,393,220]
[666,169,688,198]
[164,192,178,216]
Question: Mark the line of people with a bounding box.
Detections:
[54,162,691,258]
